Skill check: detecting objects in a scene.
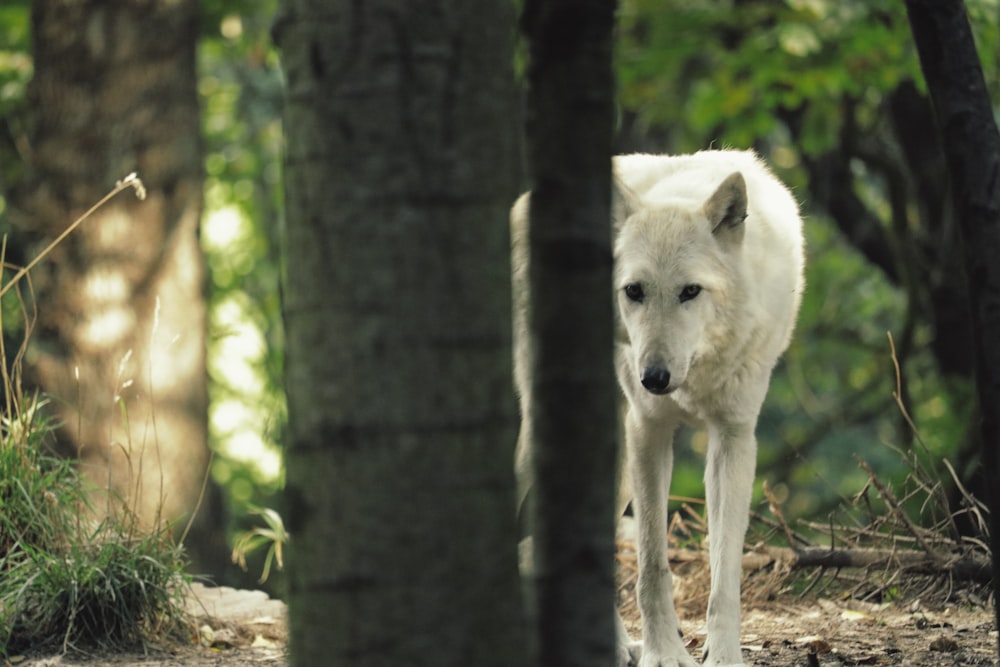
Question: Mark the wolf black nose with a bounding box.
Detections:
[641,366,671,394]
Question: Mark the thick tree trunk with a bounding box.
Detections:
[520,1,619,666]
[276,2,526,665]
[10,0,223,576]
[903,0,1000,655]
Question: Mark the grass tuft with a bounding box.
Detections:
[0,175,194,656]
[2,526,189,653]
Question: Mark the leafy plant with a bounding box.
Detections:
[231,505,287,584]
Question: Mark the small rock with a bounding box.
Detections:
[198,624,216,648]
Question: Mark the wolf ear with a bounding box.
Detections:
[704,171,747,244]
[611,175,639,231]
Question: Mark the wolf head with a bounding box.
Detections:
[613,172,747,407]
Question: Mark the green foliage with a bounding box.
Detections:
[231,505,287,584]
[199,1,287,523]
[0,1,30,116]
[618,0,998,154]
[0,0,31,220]
[0,400,69,559]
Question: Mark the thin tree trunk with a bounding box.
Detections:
[11,0,223,577]
[520,1,619,665]
[276,2,526,665]
[903,0,1000,656]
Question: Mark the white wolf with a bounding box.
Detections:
[512,150,805,667]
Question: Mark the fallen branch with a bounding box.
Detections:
[652,546,991,584]
[741,546,991,583]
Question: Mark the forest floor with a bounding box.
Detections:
[616,536,997,667]
[9,541,997,667]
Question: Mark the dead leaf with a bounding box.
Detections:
[795,635,832,654]
[840,609,869,622]
[929,636,959,652]
[805,638,832,655]
[252,634,280,649]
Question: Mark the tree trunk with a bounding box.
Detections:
[275,2,526,665]
[520,1,619,666]
[902,0,1000,656]
[10,0,223,577]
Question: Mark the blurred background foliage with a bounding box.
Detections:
[198,0,285,525]
[0,0,998,589]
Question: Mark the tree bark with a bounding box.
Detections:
[11,0,223,577]
[520,1,619,666]
[902,0,1000,655]
[276,2,526,665]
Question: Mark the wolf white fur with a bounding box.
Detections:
[512,150,805,667]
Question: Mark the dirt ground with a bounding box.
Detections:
[10,546,997,667]
[615,535,998,667]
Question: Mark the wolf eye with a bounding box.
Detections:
[623,283,644,303]
[679,284,702,303]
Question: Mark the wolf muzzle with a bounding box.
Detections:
[640,366,671,395]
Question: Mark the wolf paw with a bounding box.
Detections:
[637,651,699,667]
[702,639,745,666]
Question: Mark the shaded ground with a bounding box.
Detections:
[11,548,996,666]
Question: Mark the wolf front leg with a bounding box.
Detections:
[702,420,757,667]
[626,410,696,667]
